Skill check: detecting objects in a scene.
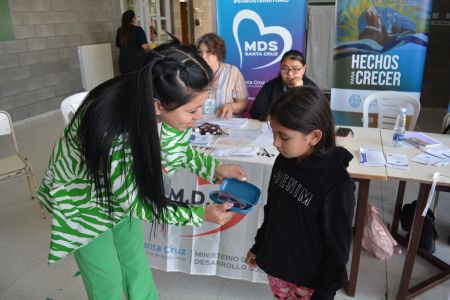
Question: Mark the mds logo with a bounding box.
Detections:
[169,184,247,238]
[233,9,292,69]
[244,41,278,52]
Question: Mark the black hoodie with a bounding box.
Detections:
[250,147,355,300]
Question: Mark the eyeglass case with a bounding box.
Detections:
[209,178,261,214]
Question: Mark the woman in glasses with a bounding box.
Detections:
[250,50,317,121]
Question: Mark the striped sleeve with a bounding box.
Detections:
[38,123,207,263]
[160,122,220,183]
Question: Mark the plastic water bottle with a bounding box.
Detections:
[203,97,215,115]
[392,107,407,147]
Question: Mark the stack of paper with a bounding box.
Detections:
[359,148,386,167]
[412,152,450,167]
[196,117,248,129]
[190,134,214,146]
[212,147,259,157]
[404,132,441,150]
[385,153,409,170]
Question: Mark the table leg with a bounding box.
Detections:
[345,178,370,297]
[391,180,406,235]
[396,183,431,300]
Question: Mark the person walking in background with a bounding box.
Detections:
[38,41,246,300]
[245,86,355,300]
[115,10,150,74]
[250,50,317,121]
[197,33,248,119]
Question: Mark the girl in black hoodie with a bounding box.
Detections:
[245,86,355,300]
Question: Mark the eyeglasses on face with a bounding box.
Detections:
[280,65,304,74]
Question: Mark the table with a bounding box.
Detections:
[144,123,387,293]
[380,130,450,300]
[145,120,276,284]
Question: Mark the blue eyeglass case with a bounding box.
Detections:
[209,178,261,214]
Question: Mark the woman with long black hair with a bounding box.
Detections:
[38,41,246,299]
[115,10,150,74]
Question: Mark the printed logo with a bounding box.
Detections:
[233,9,292,70]
[173,178,248,238]
[349,94,362,108]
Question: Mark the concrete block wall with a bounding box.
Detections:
[0,0,117,122]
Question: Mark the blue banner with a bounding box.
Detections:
[217,0,307,110]
[331,0,432,126]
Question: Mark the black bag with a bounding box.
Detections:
[400,200,439,254]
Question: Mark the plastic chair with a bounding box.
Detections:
[362,91,420,131]
[441,113,450,134]
[60,92,89,125]
[0,110,38,202]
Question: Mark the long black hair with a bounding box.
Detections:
[269,86,336,156]
[70,40,213,221]
[120,10,135,46]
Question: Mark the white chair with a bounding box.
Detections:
[60,92,89,125]
[0,111,38,201]
[441,113,450,134]
[362,91,420,131]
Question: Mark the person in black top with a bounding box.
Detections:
[245,86,355,300]
[250,50,317,121]
[115,10,150,74]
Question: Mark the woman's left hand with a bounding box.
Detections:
[215,164,247,181]
[218,103,234,120]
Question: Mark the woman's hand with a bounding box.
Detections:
[218,102,234,120]
[203,203,236,225]
[245,250,257,267]
[215,164,247,181]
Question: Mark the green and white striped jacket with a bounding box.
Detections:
[38,121,219,263]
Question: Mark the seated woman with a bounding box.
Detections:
[250,50,317,121]
[197,33,248,119]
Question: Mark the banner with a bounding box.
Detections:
[216,0,307,110]
[145,158,275,283]
[331,0,432,125]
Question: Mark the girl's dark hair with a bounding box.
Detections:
[281,50,306,65]
[196,33,226,62]
[70,38,213,222]
[269,86,335,156]
[120,10,135,46]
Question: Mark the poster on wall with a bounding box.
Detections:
[216,0,307,109]
[331,0,432,126]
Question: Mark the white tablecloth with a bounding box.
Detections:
[144,149,276,283]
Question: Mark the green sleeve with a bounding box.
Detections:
[160,122,220,183]
[109,140,205,227]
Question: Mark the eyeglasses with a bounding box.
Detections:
[280,66,304,74]
[216,191,249,209]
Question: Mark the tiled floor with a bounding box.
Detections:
[0,111,449,300]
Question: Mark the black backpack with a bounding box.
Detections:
[400,200,439,253]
